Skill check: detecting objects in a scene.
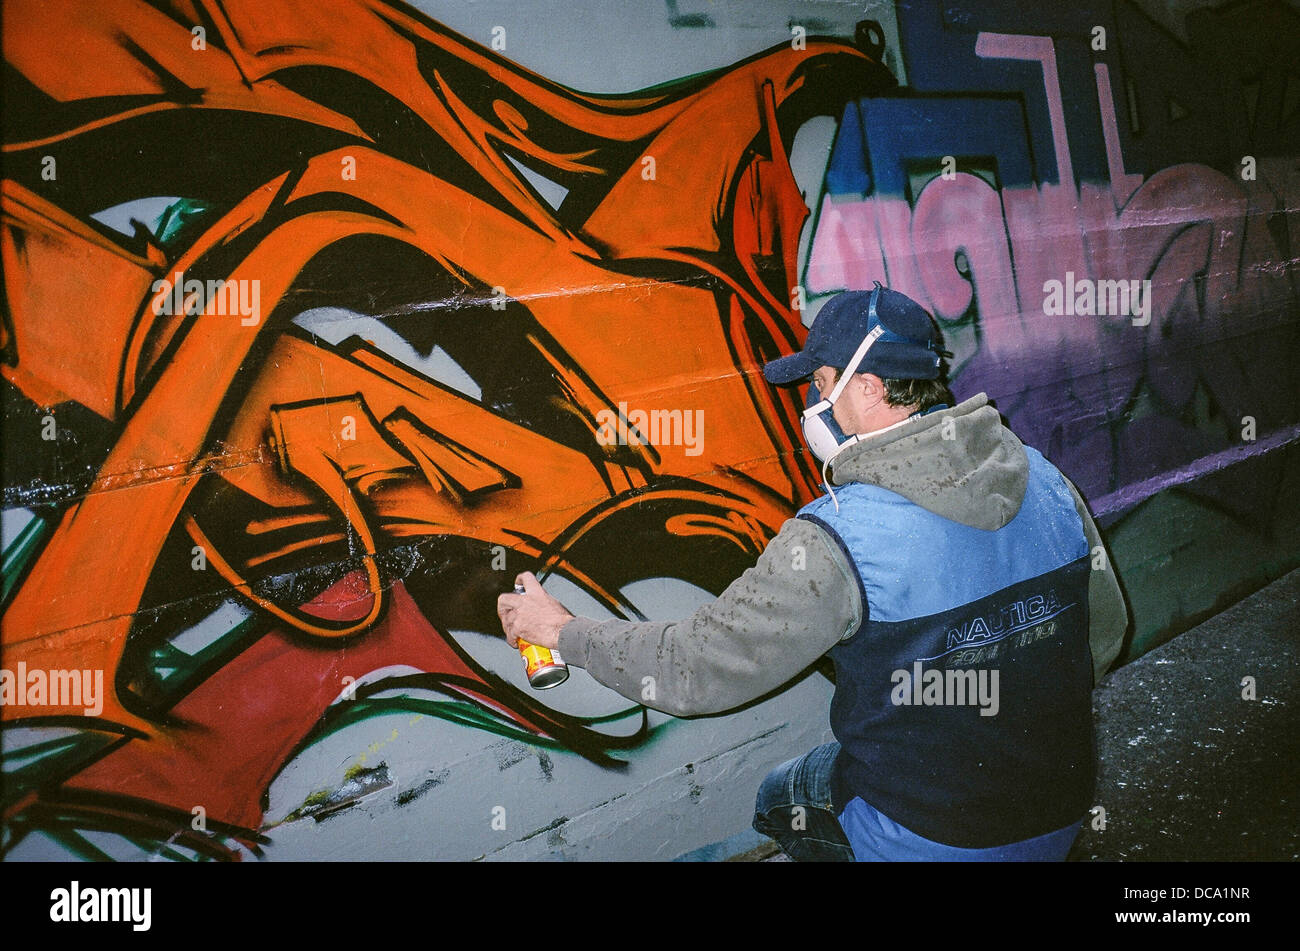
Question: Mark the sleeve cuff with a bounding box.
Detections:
[557,616,598,667]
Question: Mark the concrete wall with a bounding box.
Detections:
[2,0,1296,861]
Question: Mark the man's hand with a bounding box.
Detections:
[496,571,575,650]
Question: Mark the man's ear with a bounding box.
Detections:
[857,372,886,400]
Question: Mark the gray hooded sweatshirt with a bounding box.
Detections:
[557,393,1129,717]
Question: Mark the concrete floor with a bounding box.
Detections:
[1069,565,1299,861]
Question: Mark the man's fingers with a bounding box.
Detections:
[498,606,519,648]
[501,573,547,649]
[514,570,541,594]
[497,594,521,648]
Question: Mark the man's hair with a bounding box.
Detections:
[828,317,956,412]
[832,365,956,412]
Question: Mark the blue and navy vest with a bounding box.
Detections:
[797,444,1096,849]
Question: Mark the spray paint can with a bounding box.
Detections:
[514,583,569,689]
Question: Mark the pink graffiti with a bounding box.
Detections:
[806,59,1297,514]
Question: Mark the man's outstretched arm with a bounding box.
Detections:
[498,518,862,717]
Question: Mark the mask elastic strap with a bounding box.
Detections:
[825,325,883,404]
[808,283,885,510]
[802,285,885,420]
[822,453,840,513]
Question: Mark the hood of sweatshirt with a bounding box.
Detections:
[826,392,1028,531]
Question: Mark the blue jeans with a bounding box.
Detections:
[754,742,1084,861]
[752,742,855,862]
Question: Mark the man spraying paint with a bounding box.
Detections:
[497,284,1128,861]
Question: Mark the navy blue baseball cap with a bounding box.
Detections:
[762,285,951,384]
